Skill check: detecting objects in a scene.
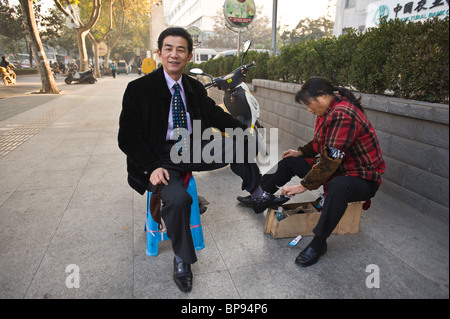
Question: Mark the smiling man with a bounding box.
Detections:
[118,27,288,293]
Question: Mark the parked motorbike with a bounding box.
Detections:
[0,65,16,86]
[190,40,267,156]
[65,68,96,84]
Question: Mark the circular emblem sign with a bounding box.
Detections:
[373,5,390,26]
[187,26,203,46]
[224,0,256,28]
[98,42,108,57]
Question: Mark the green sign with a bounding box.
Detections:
[224,0,256,28]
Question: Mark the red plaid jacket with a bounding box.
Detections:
[299,97,385,189]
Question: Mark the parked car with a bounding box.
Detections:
[213,50,238,59]
[117,60,128,74]
[192,48,217,64]
[213,48,271,60]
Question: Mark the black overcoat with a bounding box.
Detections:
[118,67,244,194]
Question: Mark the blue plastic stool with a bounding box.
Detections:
[145,175,205,256]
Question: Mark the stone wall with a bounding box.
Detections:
[207,79,449,224]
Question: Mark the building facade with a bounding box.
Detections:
[334,0,449,36]
[164,0,224,32]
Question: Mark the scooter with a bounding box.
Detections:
[0,65,16,86]
[65,68,96,84]
[190,40,267,156]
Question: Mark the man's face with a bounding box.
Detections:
[158,35,193,81]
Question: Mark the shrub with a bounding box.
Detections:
[189,17,449,104]
[384,17,449,102]
[349,18,404,95]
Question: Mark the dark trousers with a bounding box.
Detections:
[148,138,261,264]
[261,156,379,238]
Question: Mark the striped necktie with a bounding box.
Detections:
[172,83,188,154]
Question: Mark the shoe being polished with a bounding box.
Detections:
[295,243,327,267]
[251,192,290,214]
[237,195,252,207]
[173,258,193,293]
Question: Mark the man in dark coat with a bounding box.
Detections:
[118,27,287,293]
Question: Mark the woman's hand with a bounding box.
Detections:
[281,184,307,197]
[281,149,302,159]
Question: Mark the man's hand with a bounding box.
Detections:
[281,184,307,197]
[281,149,302,159]
[150,168,170,186]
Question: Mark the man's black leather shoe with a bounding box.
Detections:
[251,192,290,214]
[295,243,327,267]
[237,195,252,207]
[173,258,193,293]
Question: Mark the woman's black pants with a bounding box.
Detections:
[261,156,379,238]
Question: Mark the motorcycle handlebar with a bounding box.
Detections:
[244,61,255,69]
[203,61,255,89]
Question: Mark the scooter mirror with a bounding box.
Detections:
[241,40,252,65]
[190,68,204,75]
[242,40,252,53]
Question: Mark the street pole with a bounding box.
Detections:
[272,0,278,56]
[237,29,241,57]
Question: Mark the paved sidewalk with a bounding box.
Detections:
[0,74,448,299]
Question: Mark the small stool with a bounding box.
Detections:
[145,174,205,256]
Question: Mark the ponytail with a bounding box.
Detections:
[296,77,364,112]
[333,86,363,112]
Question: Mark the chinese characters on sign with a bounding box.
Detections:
[366,0,449,28]
[224,0,256,28]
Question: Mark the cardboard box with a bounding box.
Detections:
[264,200,363,238]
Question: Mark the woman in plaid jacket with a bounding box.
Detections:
[286,76,385,267]
[240,76,385,267]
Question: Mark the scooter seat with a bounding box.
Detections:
[79,70,92,76]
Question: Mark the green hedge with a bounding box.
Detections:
[187,17,449,104]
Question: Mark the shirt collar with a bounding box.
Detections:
[163,69,184,92]
[323,96,340,117]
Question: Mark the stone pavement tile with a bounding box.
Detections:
[34,155,90,172]
[361,192,449,295]
[0,159,36,193]
[325,234,446,298]
[19,168,85,191]
[24,201,134,299]
[0,186,75,298]
[0,134,54,164]
[49,138,98,159]
[226,231,444,299]
[228,254,344,299]
[67,179,130,211]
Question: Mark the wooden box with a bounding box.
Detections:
[264,200,363,238]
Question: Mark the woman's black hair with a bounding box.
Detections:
[295,77,363,112]
[157,27,193,55]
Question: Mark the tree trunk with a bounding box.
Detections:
[19,0,59,93]
[53,0,102,72]
[88,33,101,78]
[87,0,114,78]
[77,28,90,71]
[105,0,126,65]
